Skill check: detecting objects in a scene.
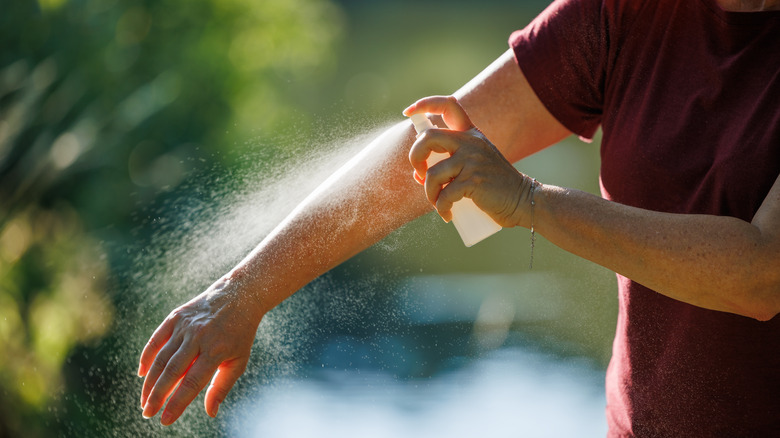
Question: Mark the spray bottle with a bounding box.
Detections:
[409,113,502,247]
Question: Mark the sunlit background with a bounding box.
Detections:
[0,0,617,436]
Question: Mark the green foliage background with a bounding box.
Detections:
[1,0,343,435]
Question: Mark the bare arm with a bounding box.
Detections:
[454,50,570,162]
[137,49,569,425]
[535,178,780,321]
[407,95,780,322]
[234,49,570,313]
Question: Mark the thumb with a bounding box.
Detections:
[204,358,248,417]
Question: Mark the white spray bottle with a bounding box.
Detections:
[410,113,502,247]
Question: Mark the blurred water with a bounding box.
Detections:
[224,271,609,438]
[231,344,606,438]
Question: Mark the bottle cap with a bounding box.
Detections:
[410,113,435,135]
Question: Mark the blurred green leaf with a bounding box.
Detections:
[0,0,343,435]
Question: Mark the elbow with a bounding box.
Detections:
[740,281,780,322]
[732,249,780,321]
[747,306,778,322]
[748,309,778,322]
[748,300,779,322]
[714,267,780,321]
[728,297,778,322]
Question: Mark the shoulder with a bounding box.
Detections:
[523,0,665,38]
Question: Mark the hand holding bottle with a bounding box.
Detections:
[404,95,536,232]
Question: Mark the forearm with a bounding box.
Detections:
[227,122,430,316]
[225,50,569,319]
[535,185,780,320]
[138,48,583,426]
[138,121,434,424]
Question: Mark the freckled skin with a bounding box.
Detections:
[138,48,780,425]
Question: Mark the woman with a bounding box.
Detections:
[139,0,779,435]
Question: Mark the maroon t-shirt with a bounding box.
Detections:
[510,0,779,436]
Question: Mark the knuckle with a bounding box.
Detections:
[145,337,160,352]
[189,326,212,347]
[150,356,168,374]
[426,164,441,179]
[167,308,184,323]
[178,376,203,394]
[160,359,185,378]
[468,169,485,185]
[203,342,228,362]
[192,321,211,338]
[440,185,459,203]
[235,357,250,373]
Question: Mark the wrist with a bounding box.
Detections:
[221,267,270,324]
[528,178,539,268]
[509,175,540,229]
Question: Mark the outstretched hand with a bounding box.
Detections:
[138,276,263,425]
[403,95,535,228]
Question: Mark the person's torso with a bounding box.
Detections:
[598,0,780,436]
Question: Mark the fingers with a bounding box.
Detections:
[409,129,476,221]
[405,95,475,194]
[138,282,262,426]
[159,357,218,426]
[140,335,182,408]
[408,130,462,184]
[204,358,249,418]
[403,95,475,132]
[138,316,176,377]
[435,180,474,223]
[142,344,197,419]
[424,157,464,209]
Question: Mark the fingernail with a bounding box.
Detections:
[161,411,174,426]
[402,105,414,116]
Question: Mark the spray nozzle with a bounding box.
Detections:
[410,113,436,135]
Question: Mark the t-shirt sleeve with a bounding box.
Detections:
[509,0,608,141]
